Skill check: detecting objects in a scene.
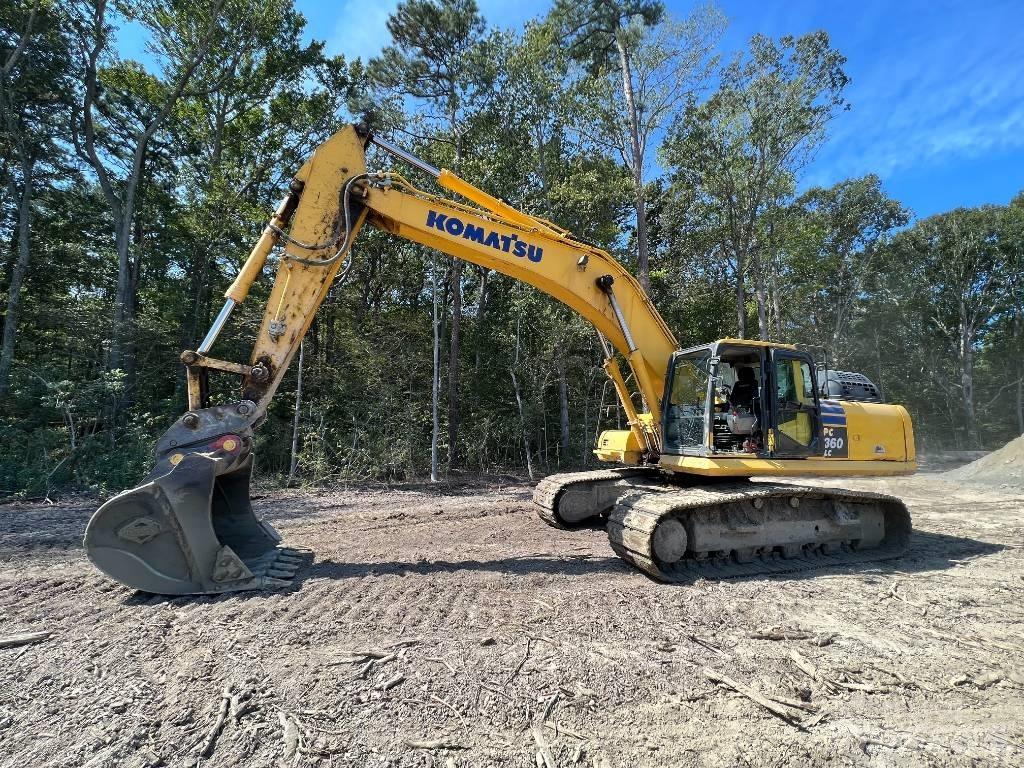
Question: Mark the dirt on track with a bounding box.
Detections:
[1,473,1023,768]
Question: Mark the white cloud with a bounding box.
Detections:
[807,2,1024,188]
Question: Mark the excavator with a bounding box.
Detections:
[83,124,915,595]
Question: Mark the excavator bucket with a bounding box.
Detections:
[84,403,304,595]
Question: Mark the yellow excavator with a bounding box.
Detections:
[84,124,915,594]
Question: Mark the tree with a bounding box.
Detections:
[0,0,75,394]
[778,174,908,354]
[370,0,495,473]
[497,23,636,462]
[71,0,226,394]
[170,0,354,351]
[663,31,849,339]
[883,206,1021,448]
[549,0,723,292]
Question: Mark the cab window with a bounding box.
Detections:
[664,353,711,452]
[776,358,816,452]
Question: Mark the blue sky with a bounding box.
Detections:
[121,0,1024,219]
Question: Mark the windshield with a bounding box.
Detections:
[663,352,711,453]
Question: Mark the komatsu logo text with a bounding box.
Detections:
[426,210,543,263]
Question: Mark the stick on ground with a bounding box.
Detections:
[376,674,405,691]
[507,637,532,683]
[747,629,813,641]
[197,685,233,757]
[404,738,467,750]
[703,669,807,730]
[0,631,51,649]
[532,724,557,768]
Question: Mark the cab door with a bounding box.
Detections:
[769,350,822,457]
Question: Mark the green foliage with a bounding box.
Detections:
[548,0,664,74]
[1,0,1022,501]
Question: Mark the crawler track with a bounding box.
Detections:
[607,482,912,581]
[533,468,661,528]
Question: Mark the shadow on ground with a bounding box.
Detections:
[117,528,1004,607]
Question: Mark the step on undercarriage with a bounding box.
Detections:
[534,472,912,581]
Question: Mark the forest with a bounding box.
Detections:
[0,0,1022,498]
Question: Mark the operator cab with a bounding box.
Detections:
[662,340,824,459]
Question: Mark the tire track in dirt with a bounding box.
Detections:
[6,478,1022,768]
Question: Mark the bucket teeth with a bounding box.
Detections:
[261,577,292,588]
[242,547,308,585]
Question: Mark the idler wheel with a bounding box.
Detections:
[651,518,688,564]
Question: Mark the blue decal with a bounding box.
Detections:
[820,399,847,427]
[426,209,543,262]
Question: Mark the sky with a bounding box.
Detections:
[119,0,1024,220]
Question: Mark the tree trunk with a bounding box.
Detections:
[750,250,770,340]
[0,156,33,395]
[733,252,747,339]
[1017,377,1023,437]
[511,316,533,479]
[79,0,223,376]
[1016,310,1024,435]
[448,259,462,467]
[507,366,532,481]
[430,255,440,482]
[287,339,305,486]
[769,254,783,341]
[615,35,649,291]
[447,132,464,468]
[960,329,977,449]
[473,266,488,373]
[558,354,570,460]
[122,201,146,403]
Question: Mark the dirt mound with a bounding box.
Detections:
[945,433,1024,488]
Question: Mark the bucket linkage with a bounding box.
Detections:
[84,402,304,595]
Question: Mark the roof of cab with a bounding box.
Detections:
[716,338,797,350]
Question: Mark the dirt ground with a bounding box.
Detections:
[1,470,1023,768]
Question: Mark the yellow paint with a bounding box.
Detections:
[366,180,677,412]
[244,126,675,441]
[169,453,184,466]
[899,405,917,462]
[716,338,796,350]
[222,439,238,452]
[594,428,644,464]
[834,401,911,461]
[246,127,371,419]
[659,454,917,477]
[225,192,298,304]
[437,169,563,236]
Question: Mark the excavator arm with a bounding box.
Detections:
[84,124,679,595]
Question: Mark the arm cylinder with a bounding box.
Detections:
[368,134,559,236]
[368,134,441,178]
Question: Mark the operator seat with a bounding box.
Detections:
[729,366,759,411]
